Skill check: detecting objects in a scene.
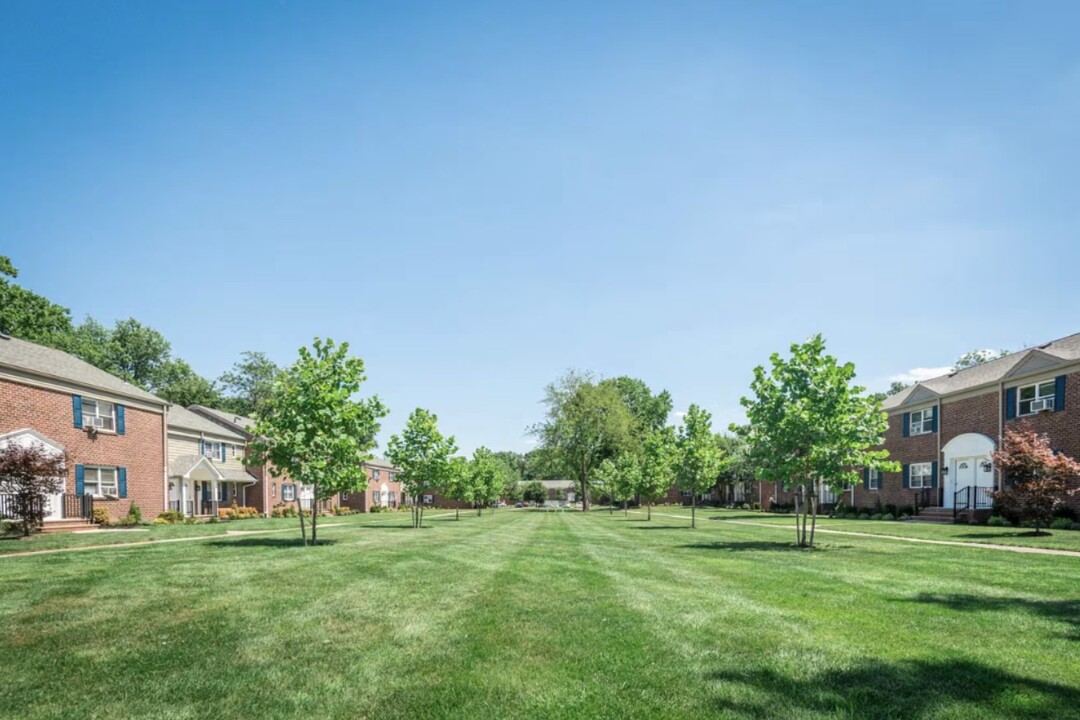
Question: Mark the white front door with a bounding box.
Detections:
[945,458,978,509]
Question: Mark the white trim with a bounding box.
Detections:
[0,366,166,412]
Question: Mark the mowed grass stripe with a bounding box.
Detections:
[3,511,1079,719]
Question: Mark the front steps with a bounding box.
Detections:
[908,507,955,524]
[41,519,96,533]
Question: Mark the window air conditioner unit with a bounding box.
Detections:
[1031,398,1054,413]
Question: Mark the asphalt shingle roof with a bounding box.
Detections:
[883,331,1080,410]
[187,405,256,433]
[0,335,164,404]
[168,405,247,439]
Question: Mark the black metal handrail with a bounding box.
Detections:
[62,493,93,520]
[953,486,992,519]
[913,487,936,515]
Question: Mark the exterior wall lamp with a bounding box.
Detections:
[981,461,993,473]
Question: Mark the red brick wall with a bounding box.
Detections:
[1005,372,1080,510]
[340,465,404,512]
[0,378,165,521]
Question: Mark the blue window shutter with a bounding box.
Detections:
[73,395,83,429]
[862,467,869,489]
[118,467,127,498]
[75,465,85,494]
[1055,375,1066,411]
[902,413,910,437]
[931,406,938,433]
[116,404,126,435]
[902,464,910,489]
[930,461,938,488]
[1005,387,1017,420]
[221,443,226,462]
[199,439,205,456]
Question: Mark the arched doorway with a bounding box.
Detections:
[942,433,996,509]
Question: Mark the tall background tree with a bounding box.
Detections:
[387,408,458,528]
[736,335,898,548]
[0,442,68,537]
[992,424,1080,535]
[954,348,1010,370]
[218,351,281,417]
[533,371,634,511]
[246,338,387,545]
[675,405,724,528]
[0,256,74,346]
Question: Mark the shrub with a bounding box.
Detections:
[156,510,185,524]
[1052,505,1078,521]
[1050,517,1073,531]
[899,513,910,520]
[1,520,19,536]
[183,516,198,525]
[896,505,915,518]
[126,504,142,524]
[1072,522,1080,532]
[883,504,898,517]
[208,516,219,524]
[987,515,1010,527]
[858,513,871,520]
[218,508,235,520]
[92,507,111,526]
[152,517,170,525]
[883,513,896,521]
[871,513,883,521]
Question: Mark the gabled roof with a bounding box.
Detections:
[883,331,1080,411]
[168,405,246,439]
[0,335,164,405]
[364,457,398,470]
[169,454,223,480]
[188,405,256,434]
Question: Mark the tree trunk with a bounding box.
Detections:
[580,462,589,512]
[648,503,652,521]
[691,493,697,529]
[456,507,460,521]
[310,483,319,546]
[298,495,308,546]
[809,492,818,548]
[623,500,628,517]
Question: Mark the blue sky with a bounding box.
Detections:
[3,1,1079,454]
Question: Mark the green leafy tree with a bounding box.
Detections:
[0,257,74,346]
[715,434,756,506]
[598,453,640,516]
[443,456,472,520]
[637,426,677,520]
[387,408,459,529]
[470,447,503,515]
[600,376,673,436]
[533,370,634,511]
[107,318,172,390]
[522,480,547,505]
[156,358,223,407]
[735,335,898,547]
[246,338,387,545]
[886,380,911,396]
[675,405,725,528]
[218,351,282,417]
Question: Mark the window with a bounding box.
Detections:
[910,462,932,489]
[1018,380,1056,416]
[422,494,433,504]
[909,408,933,435]
[388,491,395,503]
[340,492,349,502]
[868,468,880,491]
[82,399,116,432]
[389,472,396,483]
[231,444,237,458]
[83,466,118,497]
[202,441,222,459]
[271,482,277,498]
[680,489,692,498]
[372,469,381,481]
[218,483,228,501]
[282,484,296,501]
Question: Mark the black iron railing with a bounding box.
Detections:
[62,493,93,520]
[913,487,938,515]
[953,486,994,519]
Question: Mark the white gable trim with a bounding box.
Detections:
[0,428,66,454]
[899,384,940,408]
[1002,350,1066,381]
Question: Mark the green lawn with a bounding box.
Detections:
[3,510,1078,719]
[644,507,1080,552]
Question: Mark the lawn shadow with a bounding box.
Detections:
[631,525,692,531]
[907,593,1080,642]
[207,538,339,548]
[678,540,814,552]
[952,531,1056,541]
[707,657,1080,719]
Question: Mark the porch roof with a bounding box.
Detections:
[169,455,223,481]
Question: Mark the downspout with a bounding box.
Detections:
[937,398,942,506]
[161,403,169,514]
[997,381,1004,492]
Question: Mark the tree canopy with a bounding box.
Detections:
[387,408,459,528]
[735,334,898,547]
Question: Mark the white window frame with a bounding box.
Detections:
[910,462,932,490]
[282,484,296,502]
[83,466,119,498]
[1018,380,1056,416]
[82,399,116,432]
[202,441,222,459]
[868,468,880,491]
[909,408,933,436]
[271,482,277,498]
[372,469,381,481]
[422,494,433,504]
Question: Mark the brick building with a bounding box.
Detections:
[339,457,404,512]
[0,334,168,527]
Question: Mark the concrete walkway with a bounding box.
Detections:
[621,509,1080,559]
[0,513,455,560]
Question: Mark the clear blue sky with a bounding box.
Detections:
[3,1,1079,454]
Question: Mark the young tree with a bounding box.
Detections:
[522,480,547,506]
[246,338,387,545]
[387,408,459,529]
[533,371,634,511]
[637,427,677,520]
[0,442,68,537]
[675,405,724,529]
[609,453,642,515]
[735,335,898,547]
[443,456,472,521]
[992,424,1080,535]
[470,447,503,515]
[218,351,282,417]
